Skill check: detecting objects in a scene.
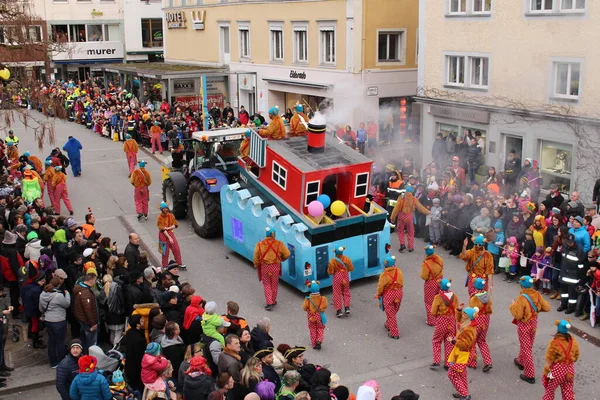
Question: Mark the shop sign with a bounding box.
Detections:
[239,74,255,91]
[173,79,196,94]
[366,86,378,96]
[52,41,124,61]
[175,96,201,111]
[289,70,306,79]
[206,76,227,109]
[166,11,186,29]
[428,105,490,124]
[191,10,206,31]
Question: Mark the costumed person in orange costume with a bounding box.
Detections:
[327,246,354,318]
[123,133,139,177]
[542,320,579,400]
[467,278,493,372]
[130,160,151,221]
[447,306,478,400]
[43,159,56,210]
[420,245,444,326]
[459,234,494,297]
[258,107,285,140]
[23,151,43,173]
[375,255,404,340]
[289,104,308,137]
[302,281,328,350]
[157,202,183,269]
[510,276,551,384]
[149,121,163,154]
[52,166,73,215]
[239,129,252,164]
[253,227,290,311]
[429,278,458,370]
[390,186,430,253]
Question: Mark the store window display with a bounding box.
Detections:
[539,140,572,194]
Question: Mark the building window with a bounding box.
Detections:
[141,19,163,48]
[319,24,335,66]
[470,57,489,88]
[272,161,287,189]
[560,0,585,11]
[377,30,405,63]
[553,62,580,100]
[305,181,320,206]
[239,25,250,59]
[447,55,465,86]
[449,0,467,13]
[530,0,553,11]
[539,140,572,195]
[293,24,308,63]
[87,24,103,41]
[473,0,492,12]
[355,173,369,197]
[269,24,283,62]
[26,26,42,42]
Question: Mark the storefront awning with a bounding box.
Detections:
[262,78,331,89]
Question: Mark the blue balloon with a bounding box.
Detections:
[317,194,331,208]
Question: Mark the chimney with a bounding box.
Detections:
[307,121,326,153]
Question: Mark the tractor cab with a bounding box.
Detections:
[190,129,244,178]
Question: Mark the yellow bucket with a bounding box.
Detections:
[161,165,171,182]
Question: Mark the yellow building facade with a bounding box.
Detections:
[162,0,418,135]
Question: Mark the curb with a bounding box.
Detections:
[140,146,168,165]
[0,377,55,397]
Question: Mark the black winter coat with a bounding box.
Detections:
[125,283,144,316]
[124,327,147,391]
[250,327,273,350]
[310,385,332,400]
[560,243,585,286]
[183,373,215,400]
[56,354,80,400]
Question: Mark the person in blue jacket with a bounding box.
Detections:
[62,136,83,177]
[55,339,82,400]
[487,217,505,274]
[69,355,112,400]
[568,216,591,253]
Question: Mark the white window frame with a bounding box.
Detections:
[472,0,492,13]
[354,173,370,198]
[445,53,490,91]
[292,22,308,64]
[318,21,336,67]
[26,26,43,43]
[446,0,492,16]
[448,0,467,14]
[376,29,406,66]
[469,56,489,89]
[526,0,586,15]
[551,60,582,101]
[272,161,287,190]
[529,0,553,12]
[305,181,321,206]
[269,22,284,63]
[559,0,586,12]
[238,22,250,60]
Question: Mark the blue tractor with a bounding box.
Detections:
[161,128,246,238]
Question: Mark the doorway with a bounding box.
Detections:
[219,25,231,64]
[503,134,523,164]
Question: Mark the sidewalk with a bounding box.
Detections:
[0,320,55,396]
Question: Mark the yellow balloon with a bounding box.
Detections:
[0,68,10,81]
[331,200,346,216]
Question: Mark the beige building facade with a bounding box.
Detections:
[417,0,600,200]
[162,0,418,138]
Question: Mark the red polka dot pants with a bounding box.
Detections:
[396,212,415,249]
[307,312,325,348]
[261,263,281,305]
[383,288,403,337]
[54,183,73,214]
[332,270,351,310]
[516,317,538,379]
[542,363,575,400]
[134,186,149,215]
[469,314,492,367]
[47,186,56,212]
[126,153,137,175]
[159,230,182,267]
[448,363,469,397]
[423,280,439,325]
[432,314,456,366]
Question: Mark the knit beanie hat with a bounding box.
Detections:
[439,278,451,291]
[463,307,479,321]
[425,245,435,256]
[384,255,396,267]
[556,319,571,334]
[78,355,97,373]
[145,342,161,356]
[520,276,534,289]
[473,278,486,290]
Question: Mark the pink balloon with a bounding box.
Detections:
[308,200,324,217]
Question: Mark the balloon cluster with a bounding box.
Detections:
[307,194,346,218]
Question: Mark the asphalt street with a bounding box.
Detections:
[8,113,600,400]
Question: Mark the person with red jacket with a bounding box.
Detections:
[239,106,250,126]
[160,100,171,115]
[0,230,23,319]
[141,342,169,387]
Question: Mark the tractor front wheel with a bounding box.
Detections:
[188,180,222,238]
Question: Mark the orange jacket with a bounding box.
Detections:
[157,212,178,231]
[150,125,162,137]
[509,288,551,322]
[469,293,493,315]
[302,294,328,313]
[123,139,139,154]
[52,171,67,187]
[258,115,285,140]
[43,167,56,184]
[327,255,355,275]
[460,249,494,277]
[253,237,290,267]
[430,291,458,317]
[390,193,429,222]
[543,334,579,375]
[289,113,308,136]
[420,254,444,281]
[239,138,250,159]
[130,168,151,187]
[376,267,404,297]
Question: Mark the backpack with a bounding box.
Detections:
[107,280,125,315]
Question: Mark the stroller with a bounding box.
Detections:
[89,337,125,378]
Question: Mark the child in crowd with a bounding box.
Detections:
[521,229,536,277]
[503,236,520,283]
[428,198,443,246]
[538,247,554,294]
[529,247,544,289]
[584,215,595,238]
[487,219,504,274]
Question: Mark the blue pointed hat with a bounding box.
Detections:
[520,276,534,288]
[474,278,486,290]
[295,104,304,112]
[439,278,451,291]
[556,319,571,334]
[463,307,479,320]
[268,106,279,116]
[265,227,275,237]
[160,202,169,210]
[384,255,396,267]
[425,245,435,256]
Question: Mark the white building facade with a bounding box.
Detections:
[122,0,164,63]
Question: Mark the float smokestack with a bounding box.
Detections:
[307,121,326,153]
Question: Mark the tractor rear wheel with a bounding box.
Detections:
[188,179,222,238]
